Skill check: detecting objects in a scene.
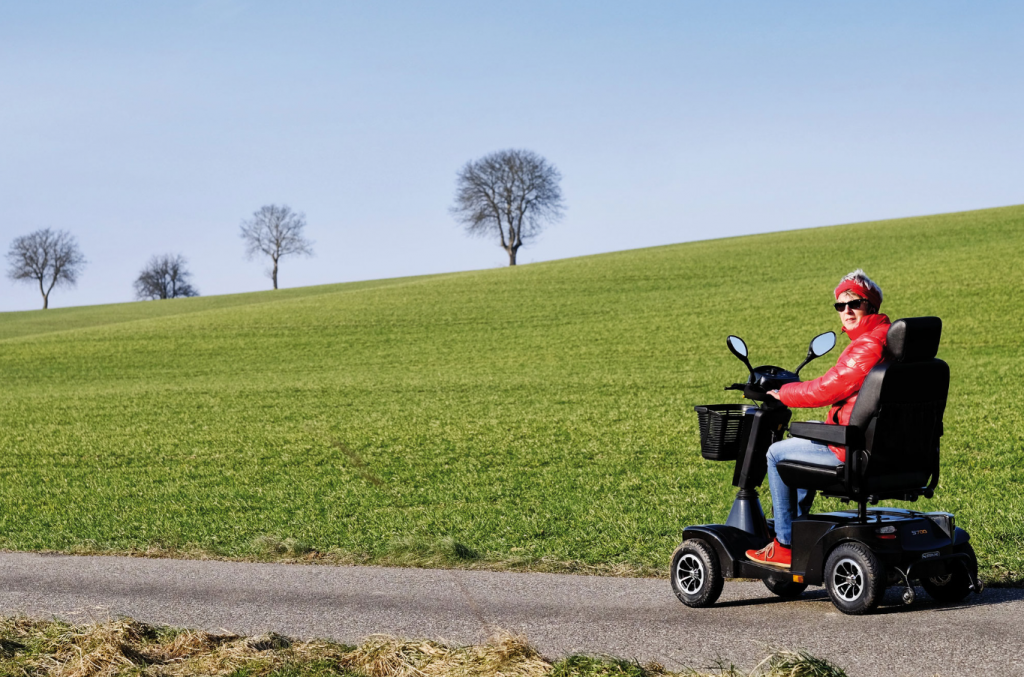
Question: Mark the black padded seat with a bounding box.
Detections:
[776,460,845,493]
[776,317,948,506]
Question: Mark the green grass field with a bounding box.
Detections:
[1,205,1022,582]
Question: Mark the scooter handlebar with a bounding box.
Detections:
[724,383,784,408]
[743,384,767,400]
[723,383,768,399]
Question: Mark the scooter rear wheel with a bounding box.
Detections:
[824,542,886,615]
[920,542,978,603]
[671,539,724,608]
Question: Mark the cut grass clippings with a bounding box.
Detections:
[0,616,848,677]
[0,205,1022,585]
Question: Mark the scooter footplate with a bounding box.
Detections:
[737,560,807,580]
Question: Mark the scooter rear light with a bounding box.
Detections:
[876,525,897,539]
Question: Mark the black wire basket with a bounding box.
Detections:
[693,404,754,461]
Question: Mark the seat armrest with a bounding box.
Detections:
[789,422,861,447]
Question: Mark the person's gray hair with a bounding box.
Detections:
[838,269,883,305]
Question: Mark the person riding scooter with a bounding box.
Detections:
[745,269,890,569]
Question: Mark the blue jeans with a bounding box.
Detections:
[766,436,840,547]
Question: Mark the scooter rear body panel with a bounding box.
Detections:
[686,508,969,587]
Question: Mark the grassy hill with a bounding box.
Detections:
[1,205,1022,582]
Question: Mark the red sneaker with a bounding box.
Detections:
[746,539,792,569]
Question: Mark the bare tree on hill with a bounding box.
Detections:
[134,254,199,300]
[239,204,314,289]
[6,228,87,309]
[451,149,565,266]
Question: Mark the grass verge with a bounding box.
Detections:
[0,616,848,677]
[49,540,665,579]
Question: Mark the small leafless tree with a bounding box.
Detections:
[6,228,87,309]
[133,254,199,300]
[239,204,314,289]
[451,149,565,266]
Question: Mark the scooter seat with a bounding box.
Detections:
[776,459,846,492]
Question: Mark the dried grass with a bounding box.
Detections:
[0,616,350,677]
[339,632,550,677]
[751,649,848,677]
[0,616,849,677]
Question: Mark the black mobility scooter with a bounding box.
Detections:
[672,317,982,614]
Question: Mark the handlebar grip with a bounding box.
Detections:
[743,384,766,400]
[724,384,746,391]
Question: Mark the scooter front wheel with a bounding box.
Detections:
[671,539,724,608]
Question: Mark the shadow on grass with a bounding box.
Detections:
[379,535,481,567]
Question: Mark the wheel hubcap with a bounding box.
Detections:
[676,553,705,594]
[833,557,864,601]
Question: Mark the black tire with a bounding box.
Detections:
[824,542,886,615]
[670,539,724,608]
[764,574,808,598]
[920,542,977,604]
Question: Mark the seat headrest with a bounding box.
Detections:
[886,317,942,363]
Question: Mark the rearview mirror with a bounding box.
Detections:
[810,332,836,358]
[794,331,836,375]
[726,335,754,375]
[727,335,748,358]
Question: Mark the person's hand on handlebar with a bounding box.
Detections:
[767,389,781,400]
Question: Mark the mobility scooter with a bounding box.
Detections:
[672,317,982,614]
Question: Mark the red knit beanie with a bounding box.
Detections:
[835,278,882,309]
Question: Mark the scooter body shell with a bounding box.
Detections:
[684,507,971,586]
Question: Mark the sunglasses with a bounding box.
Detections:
[834,299,870,312]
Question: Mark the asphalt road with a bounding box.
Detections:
[0,552,1020,676]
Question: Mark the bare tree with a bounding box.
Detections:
[239,204,314,289]
[134,254,199,300]
[451,149,565,266]
[6,228,87,309]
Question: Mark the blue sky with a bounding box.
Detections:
[2,1,1022,311]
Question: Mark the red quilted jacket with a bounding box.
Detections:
[778,314,891,462]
